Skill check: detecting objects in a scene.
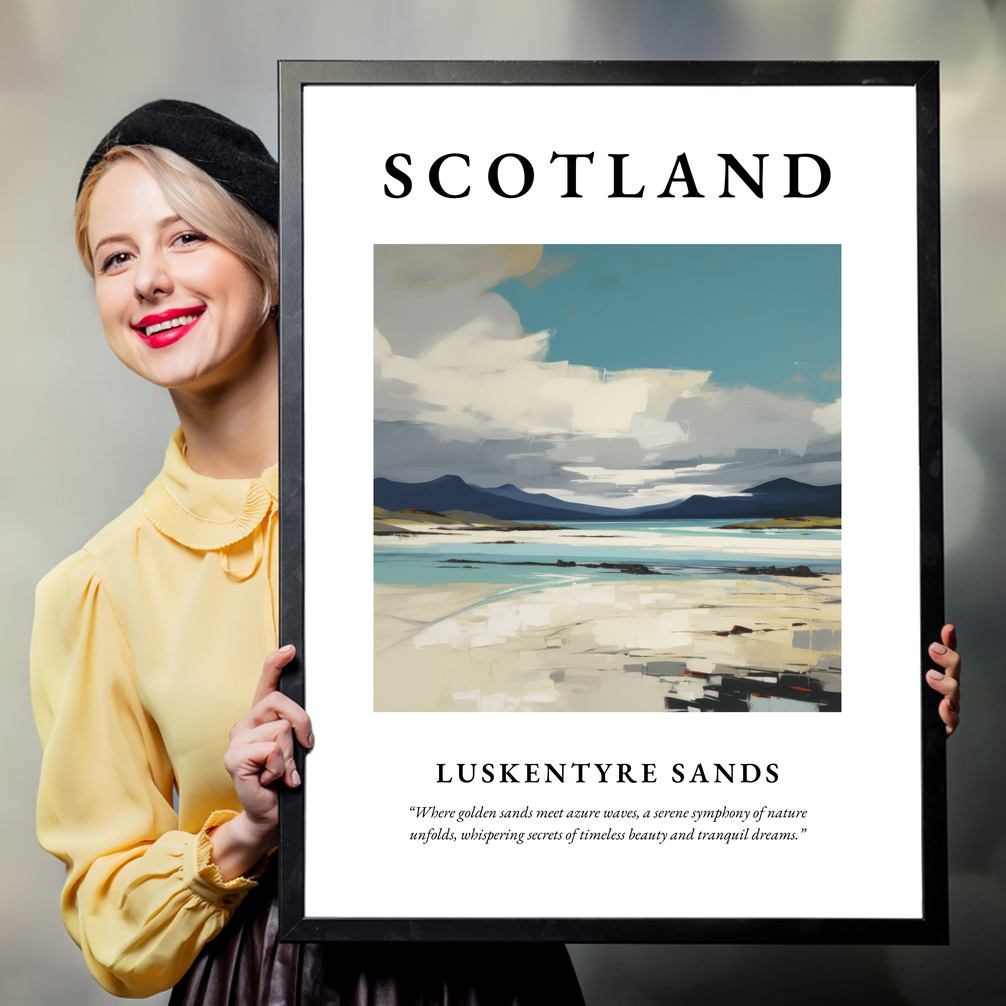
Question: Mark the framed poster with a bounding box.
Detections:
[277,61,946,943]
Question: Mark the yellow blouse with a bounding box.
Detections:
[31,428,279,998]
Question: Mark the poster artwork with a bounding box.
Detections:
[287,64,943,941]
[374,243,841,714]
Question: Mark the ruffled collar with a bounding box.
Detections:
[143,428,278,551]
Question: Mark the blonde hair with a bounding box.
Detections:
[75,145,278,323]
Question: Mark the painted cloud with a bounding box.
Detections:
[375,244,841,507]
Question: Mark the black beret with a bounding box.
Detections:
[78,99,278,228]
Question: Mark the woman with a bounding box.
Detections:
[31,100,586,1003]
[33,99,963,1003]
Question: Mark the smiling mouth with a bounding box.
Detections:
[142,313,199,337]
[135,307,206,338]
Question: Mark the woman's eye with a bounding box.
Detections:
[101,251,132,273]
[173,231,208,248]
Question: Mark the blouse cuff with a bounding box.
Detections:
[183,810,269,909]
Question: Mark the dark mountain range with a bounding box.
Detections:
[374,474,841,521]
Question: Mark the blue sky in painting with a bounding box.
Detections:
[490,244,840,403]
[375,244,843,501]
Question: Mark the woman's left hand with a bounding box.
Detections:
[926,624,960,737]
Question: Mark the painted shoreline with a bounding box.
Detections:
[374,523,842,562]
[375,574,841,713]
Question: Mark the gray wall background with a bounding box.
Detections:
[1,2,1003,1003]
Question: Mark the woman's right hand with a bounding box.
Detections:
[209,645,314,881]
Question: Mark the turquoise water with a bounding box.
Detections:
[375,520,841,588]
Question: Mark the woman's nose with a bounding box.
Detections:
[133,249,173,302]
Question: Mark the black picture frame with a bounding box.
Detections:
[277,60,945,944]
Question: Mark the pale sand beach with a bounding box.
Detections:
[374,574,841,712]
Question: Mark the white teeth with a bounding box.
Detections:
[142,313,199,337]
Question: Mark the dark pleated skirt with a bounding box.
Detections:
[169,869,584,1006]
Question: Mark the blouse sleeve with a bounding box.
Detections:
[31,549,262,998]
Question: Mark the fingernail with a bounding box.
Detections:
[307,732,315,748]
[931,643,947,655]
[292,768,301,787]
[280,644,295,654]
[927,669,944,680]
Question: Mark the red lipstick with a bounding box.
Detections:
[132,306,205,349]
